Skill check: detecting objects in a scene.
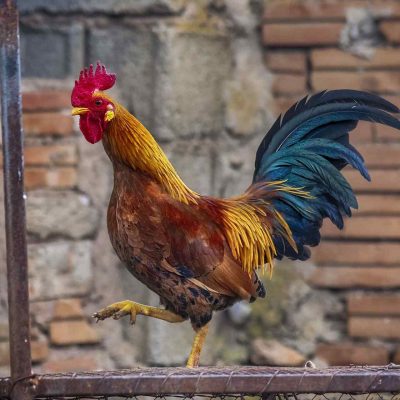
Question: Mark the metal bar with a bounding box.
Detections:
[0,1,34,399]
[4,366,395,397]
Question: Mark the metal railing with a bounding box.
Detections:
[2,366,400,398]
[0,1,400,399]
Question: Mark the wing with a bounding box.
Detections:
[111,174,260,301]
[159,198,258,300]
[160,199,224,278]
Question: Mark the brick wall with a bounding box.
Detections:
[263,0,400,366]
[2,0,400,373]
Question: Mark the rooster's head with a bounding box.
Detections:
[71,62,116,144]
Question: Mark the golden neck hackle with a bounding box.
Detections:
[105,102,199,205]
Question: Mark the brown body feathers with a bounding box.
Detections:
[101,102,301,328]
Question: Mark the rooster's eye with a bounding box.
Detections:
[95,99,103,106]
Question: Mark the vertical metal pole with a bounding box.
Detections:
[0,1,34,399]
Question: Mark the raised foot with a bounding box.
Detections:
[93,300,144,324]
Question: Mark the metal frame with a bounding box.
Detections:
[2,367,400,398]
[0,1,400,398]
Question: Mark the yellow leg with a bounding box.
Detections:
[186,323,210,368]
[93,300,185,324]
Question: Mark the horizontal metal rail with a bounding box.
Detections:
[1,365,400,397]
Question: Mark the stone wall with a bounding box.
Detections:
[1,0,400,375]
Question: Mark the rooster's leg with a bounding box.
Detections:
[186,323,210,368]
[93,300,185,324]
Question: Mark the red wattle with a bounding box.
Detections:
[79,113,104,144]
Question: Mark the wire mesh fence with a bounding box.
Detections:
[1,366,400,400]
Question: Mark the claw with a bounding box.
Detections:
[92,300,183,326]
[93,300,139,324]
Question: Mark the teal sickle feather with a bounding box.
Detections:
[253,90,400,261]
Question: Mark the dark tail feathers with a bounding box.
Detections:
[253,90,400,261]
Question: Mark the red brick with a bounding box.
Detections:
[25,168,49,189]
[375,123,400,141]
[316,343,389,366]
[348,293,400,315]
[272,73,306,95]
[23,90,70,111]
[350,122,373,144]
[50,320,100,345]
[311,48,400,70]
[31,340,49,363]
[313,242,400,265]
[23,112,73,136]
[369,1,400,18]
[322,216,400,239]
[0,145,78,168]
[344,169,400,192]
[309,267,400,288]
[349,316,400,339]
[312,71,400,92]
[379,94,400,109]
[264,1,400,20]
[264,1,343,20]
[381,21,400,44]
[262,23,343,47]
[356,194,400,215]
[271,96,302,116]
[25,167,77,190]
[265,51,307,73]
[53,298,84,320]
[24,145,77,166]
[42,356,97,373]
[354,143,400,167]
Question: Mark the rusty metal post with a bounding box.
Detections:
[0,1,34,399]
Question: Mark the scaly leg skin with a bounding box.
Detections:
[186,323,210,368]
[93,300,185,324]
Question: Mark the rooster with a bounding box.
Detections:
[71,63,400,367]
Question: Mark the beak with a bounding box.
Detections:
[71,107,89,116]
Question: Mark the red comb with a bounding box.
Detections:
[71,62,116,106]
